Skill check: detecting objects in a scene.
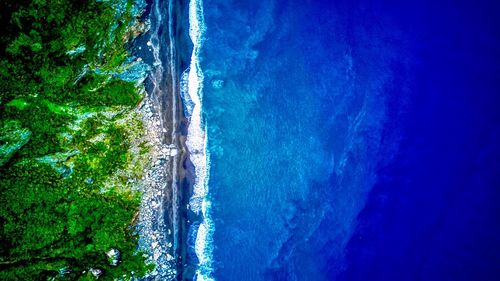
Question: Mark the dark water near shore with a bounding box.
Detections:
[187,0,500,280]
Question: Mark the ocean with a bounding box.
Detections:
[184,0,500,280]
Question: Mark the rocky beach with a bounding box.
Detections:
[130,0,192,279]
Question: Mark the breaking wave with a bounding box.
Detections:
[185,0,214,280]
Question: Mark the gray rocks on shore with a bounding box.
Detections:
[134,97,177,280]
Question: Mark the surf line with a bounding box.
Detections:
[184,0,214,280]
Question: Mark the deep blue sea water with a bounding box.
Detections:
[187,0,500,280]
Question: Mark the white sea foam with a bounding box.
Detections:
[186,0,214,280]
[180,68,195,117]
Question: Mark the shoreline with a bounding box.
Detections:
[184,0,213,279]
[133,0,194,280]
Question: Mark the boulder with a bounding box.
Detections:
[106,248,121,266]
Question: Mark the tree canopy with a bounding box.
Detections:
[0,0,151,279]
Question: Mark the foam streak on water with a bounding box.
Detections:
[180,68,195,117]
[186,0,213,280]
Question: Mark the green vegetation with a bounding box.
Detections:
[0,0,152,279]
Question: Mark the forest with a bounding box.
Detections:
[0,0,152,279]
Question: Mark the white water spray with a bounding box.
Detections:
[186,0,214,280]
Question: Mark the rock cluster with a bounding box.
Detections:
[134,97,177,280]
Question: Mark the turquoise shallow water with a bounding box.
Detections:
[185,0,500,280]
[194,0,397,279]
